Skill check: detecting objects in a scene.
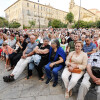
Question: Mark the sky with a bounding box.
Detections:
[0,0,100,17]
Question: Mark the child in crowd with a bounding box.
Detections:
[2,42,15,70]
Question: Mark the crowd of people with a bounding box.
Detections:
[0,28,100,100]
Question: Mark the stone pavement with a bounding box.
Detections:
[0,60,77,100]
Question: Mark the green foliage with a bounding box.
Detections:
[96,20,100,28]
[9,21,21,28]
[29,20,35,28]
[0,17,8,28]
[65,12,74,23]
[72,20,96,28]
[23,25,30,29]
[51,19,62,28]
[48,19,67,28]
[48,20,52,27]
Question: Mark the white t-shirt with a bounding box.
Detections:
[60,43,68,52]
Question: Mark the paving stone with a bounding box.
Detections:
[0,60,77,100]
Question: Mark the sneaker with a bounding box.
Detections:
[3,75,15,82]
[52,81,58,87]
[45,78,52,84]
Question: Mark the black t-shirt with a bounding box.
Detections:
[17,41,27,53]
[37,43,50,59]
[67,37,73,44]
[50,50,61,62]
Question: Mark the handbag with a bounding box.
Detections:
[69,52,82,74]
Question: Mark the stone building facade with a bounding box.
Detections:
[5,0,100,29]
[5,0,68,29]
[69,0,100,22]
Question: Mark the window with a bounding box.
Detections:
[27,3,29,7]
[41,6,42,11]
[27,10,30,15]
[34,4,35,9]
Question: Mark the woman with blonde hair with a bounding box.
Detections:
[62,41,88,98]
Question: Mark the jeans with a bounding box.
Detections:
[45,62,63,82]
[29,54,41,70]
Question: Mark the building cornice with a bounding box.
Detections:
[5,0,68,14]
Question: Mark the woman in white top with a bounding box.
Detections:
[60,37,68,52]
[62,41,88,98]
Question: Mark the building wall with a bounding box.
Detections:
[70,5,98,22]
[5,0,68,29]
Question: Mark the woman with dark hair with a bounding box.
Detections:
[9,35,27,70]
[60,37,68,52]
[45,39,66,87]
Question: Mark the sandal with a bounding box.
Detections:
[7,67,13,71]
[69,90,72,97]
[39,77,44,81]
[25,76,32,80]
[65,91,69,99]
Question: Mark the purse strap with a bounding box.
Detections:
[70,52,75,63]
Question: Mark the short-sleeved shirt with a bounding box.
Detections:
[68,41,75,52]
[60,43,68,52]
[88,52,100,68]
[37,43,50,59]
[25,42,37,54]
[83,42,96,57]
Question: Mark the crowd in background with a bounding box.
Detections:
[0,28,100,100]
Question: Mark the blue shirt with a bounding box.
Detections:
[25,42,37,54]
[83,42,96,57]
[0,39,3,47]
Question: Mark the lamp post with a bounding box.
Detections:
[78,0,81,29]
[38,0,40,31]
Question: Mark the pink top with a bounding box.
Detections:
[2,46,14,55]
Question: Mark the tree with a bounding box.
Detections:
[96,20,100,28]
[29,20,35,28]
[0,17,8,28]
[51,19,62,28]
[72,20,96,28]
[9,21,21,28]
[48,20,52,27]
[65,12,74,24]
[48,19,67,28]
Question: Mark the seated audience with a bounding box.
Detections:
[60,37,68,53]
[67,34,79,53]
[2,42,15,70]
[62,41,88,98]
[77,51,100,100]
[83,36,97,57]
[9,35,27,70]
[3,35,37,82]
[26,37,50,81]
[45,39,66,87]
